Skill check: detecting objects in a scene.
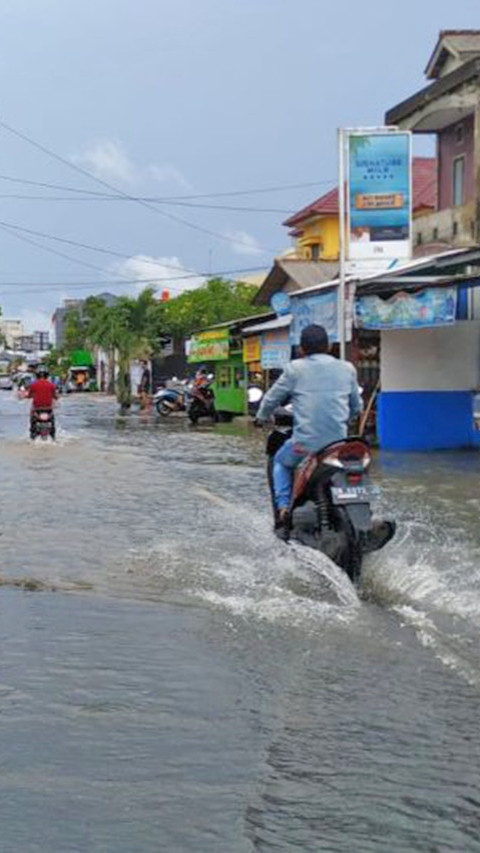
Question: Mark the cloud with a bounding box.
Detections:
[224,229,265,257]
[110,254,205,296]
[149,164,192,192]
[72,140,136,183]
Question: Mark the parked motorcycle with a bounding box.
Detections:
[30,408,55,441]
[266,407,395,583]
[188,378,216,424]
[247,385,264,416]
[153,382,190,416]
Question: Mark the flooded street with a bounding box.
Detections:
[1,393,480,852]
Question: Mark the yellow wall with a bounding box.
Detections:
[294,215,339,261]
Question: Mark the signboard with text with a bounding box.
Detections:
[261,329,290,369]
[347,131,412,263]
[188,328,229,362]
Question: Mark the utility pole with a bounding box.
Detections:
[337,128,347,360]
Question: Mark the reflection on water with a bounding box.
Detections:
[0,394,480,852]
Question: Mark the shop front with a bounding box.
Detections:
[188,325,246,417]
[355,284,480,450]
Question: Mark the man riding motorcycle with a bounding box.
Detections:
[27,366,58,439]
[255,324,362,540]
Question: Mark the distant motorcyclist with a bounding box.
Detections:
[27,366,58,438]
[255,324,363,538]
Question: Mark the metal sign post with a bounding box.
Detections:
[337,128,347,360]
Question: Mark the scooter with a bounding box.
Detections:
[30,408,55,441]
[188,379,216,425]
[266,407,395,583]
[153,382,191,416]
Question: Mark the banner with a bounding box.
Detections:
[188,328,229,362]
[355,287,457,330]
[348,132,411,262]
[243,335,261,363]
[290,287,355,345]
[261,329,290,369]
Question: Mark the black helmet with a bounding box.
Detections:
[36,365,49,378]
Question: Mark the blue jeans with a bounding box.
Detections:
[273,438,308,510]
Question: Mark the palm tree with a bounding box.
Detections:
[85,289,157,411]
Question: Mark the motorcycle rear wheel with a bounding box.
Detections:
[332,506,363,583]
[156,401,173,416]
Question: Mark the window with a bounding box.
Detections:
[453,221,458,237]
[433,227,439,241]
[218,366,230,388]
[453,156,465,206]
[310,243,320,261]
[455,124,464,144]
[416,232,423,246]
[233,367,244,388]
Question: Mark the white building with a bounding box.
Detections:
[0,319,24,349]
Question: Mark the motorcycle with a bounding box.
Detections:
[188,378,216,425]
[30,408,55,441]
[247,385,264,417]
[266,407,395,583]
[153,382,191,416]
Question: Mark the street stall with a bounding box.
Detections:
[187,314,274,418]
[354,249,480,450]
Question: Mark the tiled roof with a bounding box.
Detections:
[284,157,437,228]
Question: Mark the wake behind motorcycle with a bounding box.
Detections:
[30,408,55,441]
[266,408,395,583]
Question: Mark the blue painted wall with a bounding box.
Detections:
[378,391,479,451]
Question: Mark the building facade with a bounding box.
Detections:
[386,30,480,252]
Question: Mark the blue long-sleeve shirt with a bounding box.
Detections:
[257,354,363,452]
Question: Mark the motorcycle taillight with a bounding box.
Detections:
[320,440,371,470]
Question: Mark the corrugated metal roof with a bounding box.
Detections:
[253,259,339,306]
[244,314,292,334]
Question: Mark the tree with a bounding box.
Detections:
[85,289,157,411]
[63,307,88,351]
[159,278,264,339]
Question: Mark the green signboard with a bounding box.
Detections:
[188,328,229,363]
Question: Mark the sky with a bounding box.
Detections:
[0,0,477,332]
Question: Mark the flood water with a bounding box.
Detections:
[1,393,480,852]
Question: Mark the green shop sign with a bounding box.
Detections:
[188,328,230,362]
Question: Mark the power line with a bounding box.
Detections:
[0,119,279,254]
[0,217,206,276]
[0,264,266,296]
[0,172,332,200]
[0,192,297,214]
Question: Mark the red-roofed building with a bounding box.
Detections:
[284,157,437,261]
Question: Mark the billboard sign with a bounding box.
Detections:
[188,328,229,362]
[347,131,412,263]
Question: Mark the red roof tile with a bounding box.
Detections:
[284,157,437,227]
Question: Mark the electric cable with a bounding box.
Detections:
[0,119,281,254]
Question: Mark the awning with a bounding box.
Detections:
[243,314,292,335]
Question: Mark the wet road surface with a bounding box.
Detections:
[0,393,480,852]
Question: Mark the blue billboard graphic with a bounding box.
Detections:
[348,132,411,261]
[355,287,457,330]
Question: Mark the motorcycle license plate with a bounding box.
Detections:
[39,414,50,421]
[331,485,380,504]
